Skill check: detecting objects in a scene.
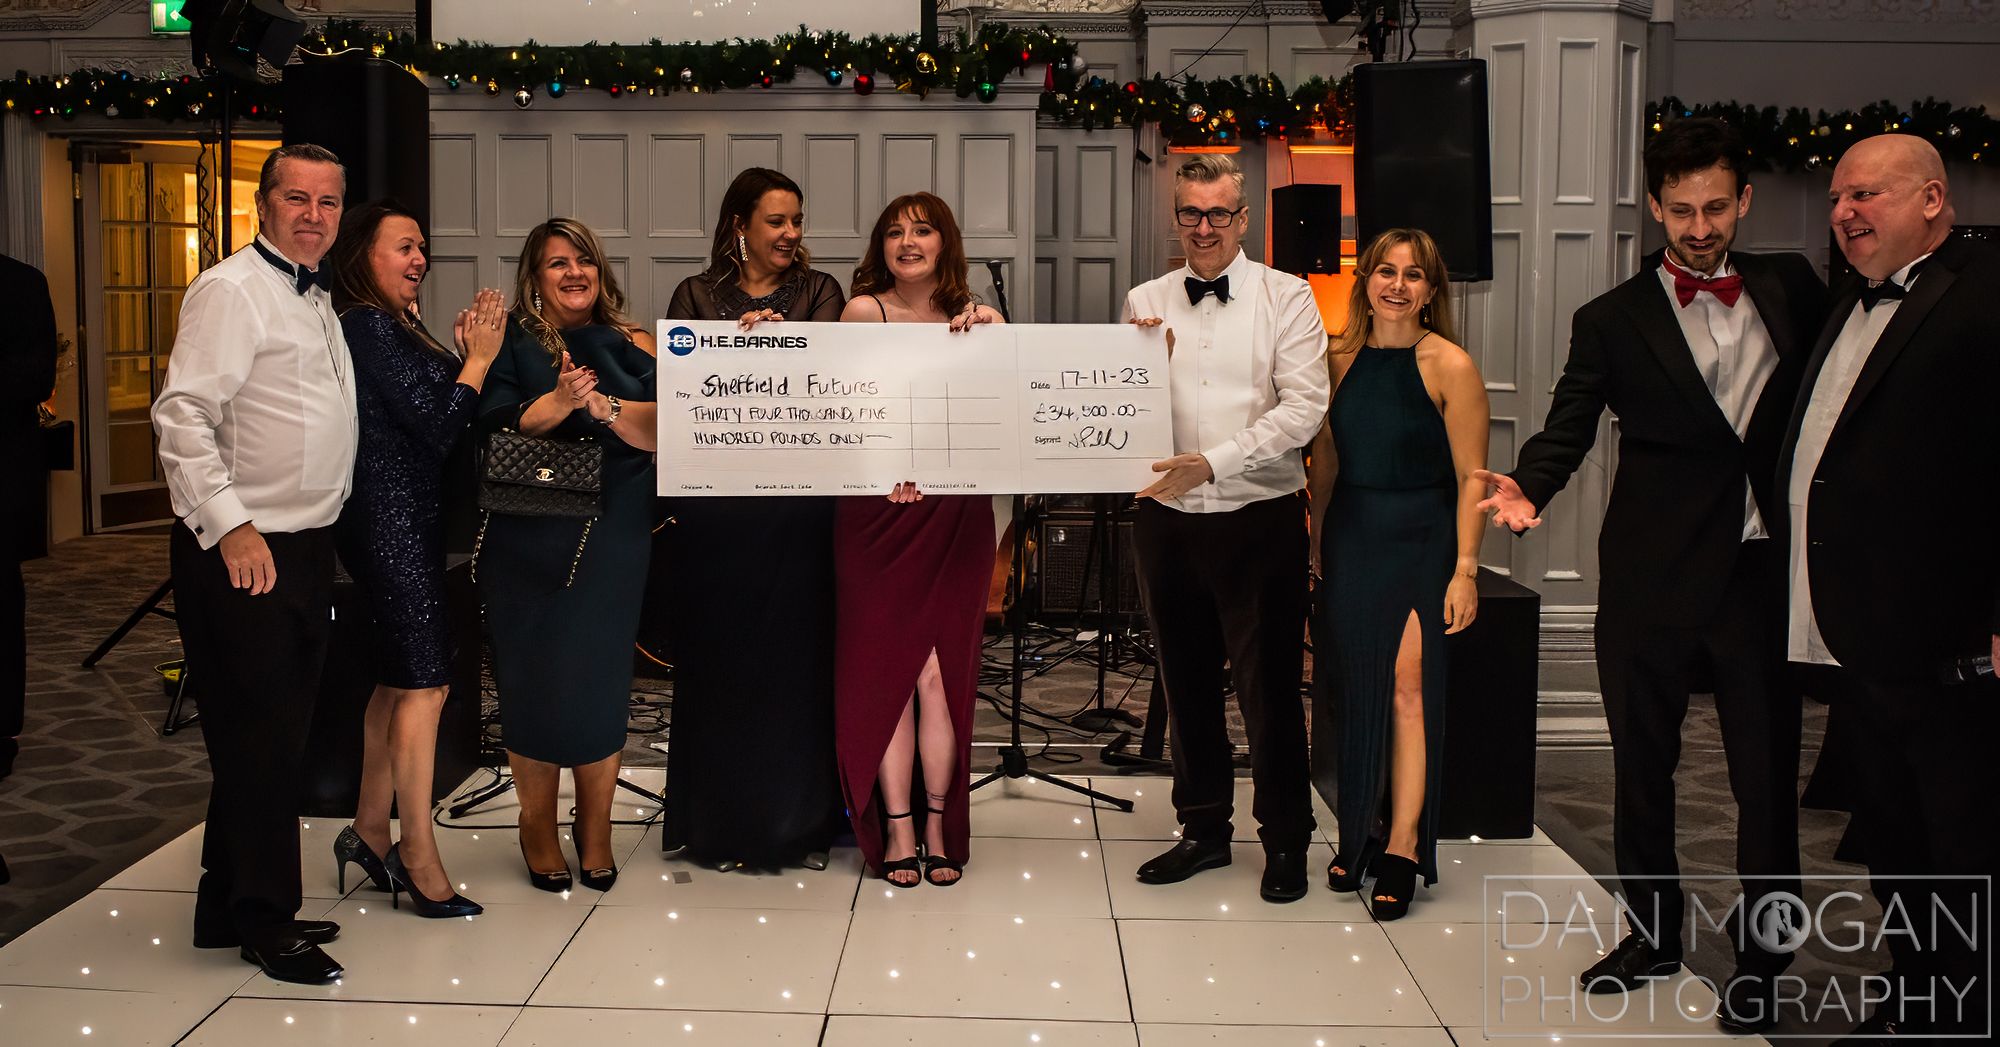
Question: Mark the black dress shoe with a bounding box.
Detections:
[1578,934,1681,994]
[1260,849,1308,902]
[1715,969,1781,1035]
[239,931,344,985]
[1136,838,1231,885]
[194,919,341,950]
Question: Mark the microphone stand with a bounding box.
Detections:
[968,261,1133,812]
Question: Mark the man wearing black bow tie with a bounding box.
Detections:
[1475,119,1828,1032]
[1121,154,1331,902]
[152,143,357,985]
[1781,134,2000,1042]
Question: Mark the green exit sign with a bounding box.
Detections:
[151,0,191,35]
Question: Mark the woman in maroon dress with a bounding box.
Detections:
[836,192,1003,887]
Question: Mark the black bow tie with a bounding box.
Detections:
[1185,274,1230,306]
[1859,259,1927,311]
[253,239,332,296]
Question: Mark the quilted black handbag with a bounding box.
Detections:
[473,430,604,588]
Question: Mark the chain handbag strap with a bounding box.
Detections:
[471,511,595,590]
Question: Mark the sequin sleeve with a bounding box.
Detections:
[341,307,477,465]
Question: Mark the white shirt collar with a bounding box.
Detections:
[1185,248,1254,287]
[1882,251,1932,289]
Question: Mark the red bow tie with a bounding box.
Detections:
[1663,256,1742,308]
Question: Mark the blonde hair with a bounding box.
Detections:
[1173,154,1247,209]
[1332,228,1459,356]
[509,217,634,362]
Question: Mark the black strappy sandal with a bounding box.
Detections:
[879,811,922,889]
[921,805,963,887]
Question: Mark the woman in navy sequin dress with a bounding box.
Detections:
[326,201,503,916]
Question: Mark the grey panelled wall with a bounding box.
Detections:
[421,88,1042,329]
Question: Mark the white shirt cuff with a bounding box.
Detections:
[1202,440,1248,485]
[184,486,253,551]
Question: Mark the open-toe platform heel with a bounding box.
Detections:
[1368,854,1419,921]
[880,811,921,889]
[1327,837,1382,893]
[921,805,962,887]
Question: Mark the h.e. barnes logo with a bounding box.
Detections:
[663,324,807,355]
[665,325,698,357]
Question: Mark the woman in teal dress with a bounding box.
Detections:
[478,217,657,893]
[1308,228,1489,920]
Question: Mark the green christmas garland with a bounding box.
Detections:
[0,19,1354,145]
[1650,97,1997,171]
[3,19,1991,169]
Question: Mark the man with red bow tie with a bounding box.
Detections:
[1474,118,1828,1034]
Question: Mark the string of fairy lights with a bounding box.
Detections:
[2,20,1993,167]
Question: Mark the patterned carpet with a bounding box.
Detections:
[4,535,1888,1041]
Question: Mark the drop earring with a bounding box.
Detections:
[532,291,543,314]
[737,233,749,261]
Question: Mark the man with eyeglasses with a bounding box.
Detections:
[1122,154,1331,903]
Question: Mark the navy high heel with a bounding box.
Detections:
[385,845,484,918]
[333,825,392,893]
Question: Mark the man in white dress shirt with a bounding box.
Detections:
[1122,155,1331,903]
[1778,134,2000,1042]
[152,143,357,984]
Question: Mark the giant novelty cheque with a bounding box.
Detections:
[654,321,1174,496]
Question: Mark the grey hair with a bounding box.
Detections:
[1174,153,1247,209]
[257,143,346,199]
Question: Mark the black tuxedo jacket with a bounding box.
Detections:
[1776,231,2000,683]
[1,253,58,563]
[1509,250,1828,627]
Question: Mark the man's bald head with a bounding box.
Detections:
[1828,134,1953,281]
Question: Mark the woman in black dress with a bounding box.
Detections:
[478,218,658,892]
[326,201,500,918]
[661,168,846,870]
[1308,228,1489,920]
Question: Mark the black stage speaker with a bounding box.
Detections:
[1437,568,1540,838]
[282,55,431,229]
[182,0,307,83]
[1031,513,1142,622]
[300,557,484,817]
[1354,59,1493,281]
[1271,184,1344,275]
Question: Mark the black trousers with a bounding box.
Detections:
[1794,661,1996,1035]
[1131,493,1313,850]
[1594,539,1802,972]
[1,556,20,775]
[171,523,335,940]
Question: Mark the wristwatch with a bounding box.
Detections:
[598,395,623,426]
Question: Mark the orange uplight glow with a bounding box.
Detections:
[1308,273,1357,336]
[1164,144,1242,154]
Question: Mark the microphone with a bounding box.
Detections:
[1938,654,1995,686]
[985,260,1011,323]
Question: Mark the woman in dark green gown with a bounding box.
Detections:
[478,218,658,893]
[1308,228,1490,920]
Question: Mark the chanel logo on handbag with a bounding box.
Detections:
[535,467,554,482]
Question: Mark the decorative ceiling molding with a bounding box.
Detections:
[0,0,141,33]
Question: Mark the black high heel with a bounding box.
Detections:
[1368,853,1420,921]
[571,820,618,892]
[385,845,484,918]
[921,805,963,887]
[1326,837,1382,893]
[333,825,392,893]
[520,838,573,893]
[879,811,921,889]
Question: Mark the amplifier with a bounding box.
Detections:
[1031,513,1143,622]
